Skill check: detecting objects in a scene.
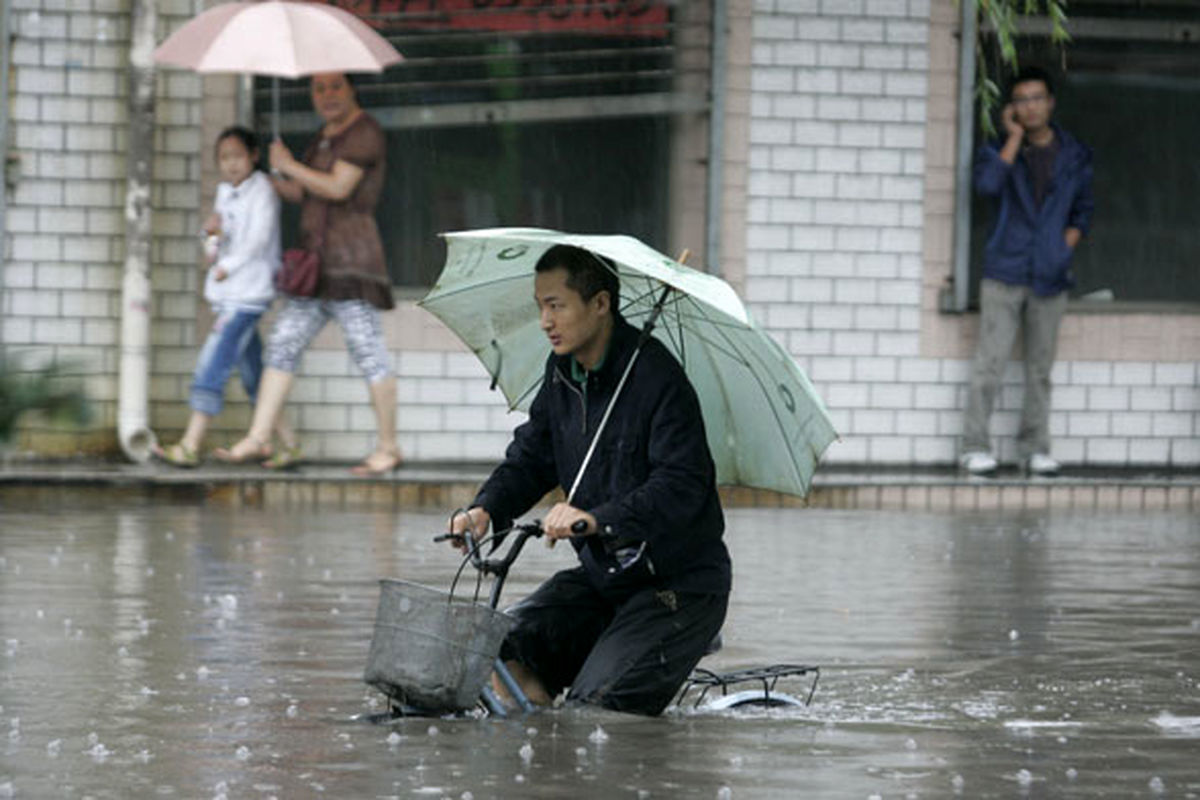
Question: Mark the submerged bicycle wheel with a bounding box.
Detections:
[676,664,820,710]
[701,688,809,710]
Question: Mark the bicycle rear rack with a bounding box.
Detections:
[676,664,820,709]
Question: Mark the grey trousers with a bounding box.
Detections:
[963,279,1068,459]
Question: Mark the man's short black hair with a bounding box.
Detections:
[1009,66,1054,99]
[535,244,621,314]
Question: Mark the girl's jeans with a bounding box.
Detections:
[189,304,265,417]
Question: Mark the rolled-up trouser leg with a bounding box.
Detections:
[189,306,264,416]
[237,325,265,402]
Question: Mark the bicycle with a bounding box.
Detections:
[361,521,819,719]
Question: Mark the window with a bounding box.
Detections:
[256,1,707,288]
[967,2,1200,307]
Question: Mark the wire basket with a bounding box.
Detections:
[363,578,514,712]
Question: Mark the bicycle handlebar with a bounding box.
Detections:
[434,518,589,609]
[434,520,546,575]
[435,519,589,567]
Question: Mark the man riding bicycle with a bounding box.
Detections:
[447,244,731,716]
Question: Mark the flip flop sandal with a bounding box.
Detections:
[262,445,303,471]
[152,442,199,468]
[212,435,272,464]
[349,450,402,477]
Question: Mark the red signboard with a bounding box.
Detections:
[324,0,669,36]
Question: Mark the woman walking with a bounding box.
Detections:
[216,72,400,474]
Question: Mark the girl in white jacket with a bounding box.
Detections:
[153,127,296,467]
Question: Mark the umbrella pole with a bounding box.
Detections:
[272,77,280,140]
[566,285,672,504]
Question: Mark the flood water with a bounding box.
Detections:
[1,502,1198,799]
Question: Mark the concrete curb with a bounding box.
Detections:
[2,461,1197,512]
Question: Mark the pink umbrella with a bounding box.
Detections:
[154,0,402,134]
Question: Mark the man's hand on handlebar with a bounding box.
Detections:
[542,502,596,542]
[446,507,491,554]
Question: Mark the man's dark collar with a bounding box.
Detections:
[560,316,636,385]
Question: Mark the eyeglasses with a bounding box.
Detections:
[1012,93,1050,107]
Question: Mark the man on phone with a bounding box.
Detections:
[961,66,1094,476]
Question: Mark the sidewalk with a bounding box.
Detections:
[2,459,1197,512]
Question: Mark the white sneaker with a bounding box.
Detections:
[960,451,998,475]
[1026,453,1060,476]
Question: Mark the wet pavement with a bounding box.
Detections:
[1,502,1198,798]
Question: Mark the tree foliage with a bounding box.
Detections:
[973,0,1071,138]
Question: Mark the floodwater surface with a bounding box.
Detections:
[1,503,1198,799]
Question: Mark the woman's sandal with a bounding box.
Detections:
[262,445,303,471]
[151,442,199,468]
[349,449,402,477]
[212,435,272,464]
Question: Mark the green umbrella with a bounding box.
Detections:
[419,228,838,499]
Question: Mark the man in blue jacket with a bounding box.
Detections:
[447,244,730,715]
[961,66,1094,475]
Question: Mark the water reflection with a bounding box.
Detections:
[1,506,1197,798]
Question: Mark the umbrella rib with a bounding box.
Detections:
[669,295,687,368]
[653,304,687,362]
[663,301,754,365]
[621,292,756,366]
[616,278,668,316]
[626,294,747,332]
[675,304,686,368]
[510,376,544,411]
[620,288,700,367]
[420,271,533,304]
[704,318,813,492]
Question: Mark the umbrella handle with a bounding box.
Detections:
[489,339,501,391]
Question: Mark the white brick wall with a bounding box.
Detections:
[2,2,203,449]
[3,0,1195,467]
[745,1,1198,467]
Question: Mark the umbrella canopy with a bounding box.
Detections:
[419,228,838,498]
[153,0,402,78]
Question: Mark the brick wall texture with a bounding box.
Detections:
[743,0,1197,467]
[3,0,204,454]
[1,0,1196,466]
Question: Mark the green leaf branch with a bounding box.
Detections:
[971,0,1071,138]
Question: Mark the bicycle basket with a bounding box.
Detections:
[363,579,514,712]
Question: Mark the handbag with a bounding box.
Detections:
[277,247,320,297]
[275,158,331,297]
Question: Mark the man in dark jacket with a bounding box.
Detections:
[961,66,1094,476]
[448,243,730,716]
